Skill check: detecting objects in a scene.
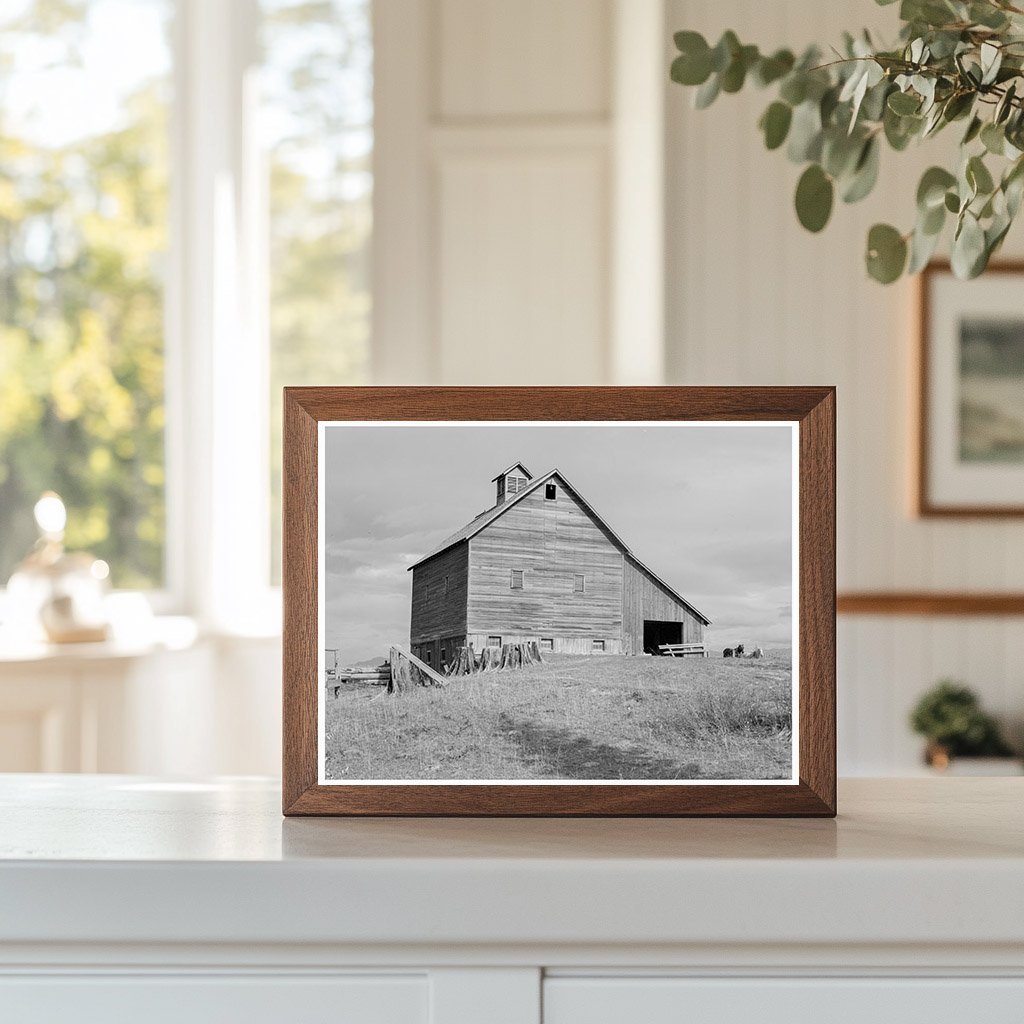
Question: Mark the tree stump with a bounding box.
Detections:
[387,646,448,693]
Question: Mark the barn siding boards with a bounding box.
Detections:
[467,483,625,641]
[622,557,705,655]
[410,542,469,646]
[467,633,622,655]
[412,633,467,673]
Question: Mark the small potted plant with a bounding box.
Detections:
[909,680,1019,773]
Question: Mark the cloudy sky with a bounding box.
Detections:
[323,423,794,662]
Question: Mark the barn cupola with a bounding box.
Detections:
[492,462,532,505]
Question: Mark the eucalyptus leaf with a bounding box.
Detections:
[760,101,793,150]
[842,137,880,203]
[981,122,1006,155]
[917,166,957,210]
[866,223,908,283]
[754,49,795,87]
[970,2,1009,29]
[908,222,942,273]
[888,90,921,115]
[996,82,1017,124]
[962,115,983,145]
[795,164,834,232]
[980,42,1002,86]
[779,73,807,106]
[967,154,995,195]
[787,101,823,162]
[951,212,986,278]
[694,73,721,109]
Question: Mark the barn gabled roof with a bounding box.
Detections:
[490,461,532,482]
[408,469,711,625]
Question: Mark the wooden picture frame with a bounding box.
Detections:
[917,260,1024,517]
[283,387,836,817]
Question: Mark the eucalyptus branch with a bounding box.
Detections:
[670,0,1024,283]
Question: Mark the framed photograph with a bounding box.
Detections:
[283,387,835,816]
[918,261,1024,516]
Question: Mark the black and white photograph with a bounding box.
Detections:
[318,421,798,785]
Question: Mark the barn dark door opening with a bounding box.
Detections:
[643,620,683,654]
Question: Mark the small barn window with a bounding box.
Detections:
[425,649,432,664]
[592,639,605,652]
[487,635,502,647]
[545,483,556,500]
[510,569,524,590]
[573,573,585,593]
[443,575,449,595]
[540,638,554,652]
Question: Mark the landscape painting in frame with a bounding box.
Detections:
[920,262,1024,515]
[318,421,798,786]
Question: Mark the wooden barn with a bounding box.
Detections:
[408,462,711,669]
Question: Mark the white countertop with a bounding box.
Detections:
[1,775,1022,950]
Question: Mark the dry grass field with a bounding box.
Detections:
[325,650,793,781]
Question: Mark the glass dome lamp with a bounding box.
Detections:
[5,492,111,645]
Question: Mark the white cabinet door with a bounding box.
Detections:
[0,974,428,1024]
[544,977,1024,1024]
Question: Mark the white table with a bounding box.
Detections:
[1,776,1022,1023]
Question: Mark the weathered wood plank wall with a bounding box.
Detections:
[467,482,624,641]
[409,541,469,645]
[621,557,705,655]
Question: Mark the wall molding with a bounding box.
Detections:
[838,593,1024,616]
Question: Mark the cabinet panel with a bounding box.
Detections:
[0,974,428,1024]
[545,977,1024,1024]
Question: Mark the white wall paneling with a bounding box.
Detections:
[664,0,1024,774]
[373,0,665,385]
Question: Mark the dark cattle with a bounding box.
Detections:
[723,648,734,658]
[734,643,745,657]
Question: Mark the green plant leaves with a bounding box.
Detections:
[795,164,834,232]
[952,211,987,278]
[672,31,713,85]
[966,154,995,196]
[759,101,792,150]
[842,137,880,203]
[668,11,1024,284]
[753,49,795,87]
[917,166,957,210]
[787,100,823,162]
[866,224,908,283]
[888,90,921,115]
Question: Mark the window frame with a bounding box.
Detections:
[545,483,557,500]
[487,635,502,647]
[573,573,586,593]
[510,569,524,590]
[592,639,606,652]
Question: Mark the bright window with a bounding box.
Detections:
[573,573,585,593]
[0,0,374,619]
[262,0,373,582]
[592,639,605,652]
[510,569,523,590]
[0,0,172,589]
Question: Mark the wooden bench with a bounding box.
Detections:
[657,643,708,658]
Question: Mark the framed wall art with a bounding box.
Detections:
[918,261,1024,517]
[282,387,836,816]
